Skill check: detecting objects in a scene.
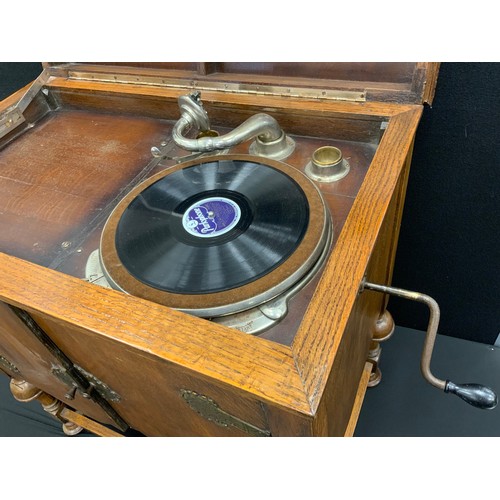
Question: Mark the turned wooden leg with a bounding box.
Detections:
[367,309,395,387]
[9,378,83,436]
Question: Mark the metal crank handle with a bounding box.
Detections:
[362,281,498,410]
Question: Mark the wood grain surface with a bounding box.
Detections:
[0,109,172,267]
[46,62,439,104]
[292,108,422,410]
[0,71,426,435]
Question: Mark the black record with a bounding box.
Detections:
[114,159,310,294]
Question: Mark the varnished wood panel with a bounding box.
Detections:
[311,289,377,436]
[310,160,415,436]
[0,252,311,413]
[59,408,124,437]
[292,108,422,411]
[212,62,417,83]
[0,109,171,267]
[48,62,439,104]
[67,62,417,84]
[344,363,372,437]
[45,77,416,116]
[374,143,415,317]
[0,76,425,435]
[30,312,273,436]
[0,302,114,425]
[47,83,386,143]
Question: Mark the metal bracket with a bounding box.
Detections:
[51,363,121,402]
[180,389,271,437]
[7,304,129,431]
[0,69,52,140]
[0,108,26,139]
[0,354,21,375]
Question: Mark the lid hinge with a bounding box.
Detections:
[67,70,367,103]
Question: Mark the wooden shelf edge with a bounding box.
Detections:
[344,362,373,437]
[59,407,124,437]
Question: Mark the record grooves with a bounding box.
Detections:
[100,155,329,317]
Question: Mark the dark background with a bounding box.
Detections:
[389,63,499,345]
[0,62,499,345]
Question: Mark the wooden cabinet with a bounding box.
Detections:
[0,62,438,436]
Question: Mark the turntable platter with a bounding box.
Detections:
[99,154,330,317]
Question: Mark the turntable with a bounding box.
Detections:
[0,63,495,437]
[89,152,332,336]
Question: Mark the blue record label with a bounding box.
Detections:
[182,196,241,238]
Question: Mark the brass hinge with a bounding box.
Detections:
[180,389,271,437]
[67,70,367,103]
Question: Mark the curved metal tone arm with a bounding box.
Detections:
[168,92,295,160]
[362,281,498,410]
[173,112,283,152]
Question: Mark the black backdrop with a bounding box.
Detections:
[389,63,499,345]
[0,62,499,344]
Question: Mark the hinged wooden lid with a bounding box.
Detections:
[45,62,439,105]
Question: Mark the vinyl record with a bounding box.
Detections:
[114,159,309,294]
[100,154,329,316]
